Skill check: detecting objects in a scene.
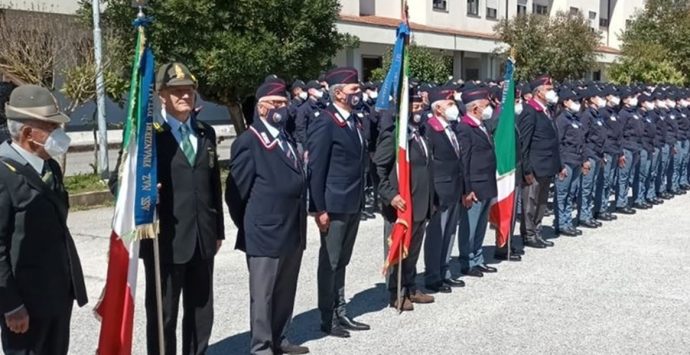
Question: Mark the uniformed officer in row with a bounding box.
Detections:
[374,92,435,311]
[294,80,326,153]
[517,75,561,248]
[577,86,606,229]
[226,81,309,355]
[615,88,643,212]
[111,62,225,355]
[0,85,88,354]
[307,67,370,338]
[423,87,465,293]
[457,88,498,276]
[553,87,585,236]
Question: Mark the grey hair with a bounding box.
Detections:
[7,119,25,141]
[465,100,481,112]
[431,100,443,113]
[329,84,345,101]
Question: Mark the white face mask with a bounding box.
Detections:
[298,91,308,100]
[481,105,493,120]
[667,100,676,108]
[362,92,369,102]
[657,101,667,109]
[369,91,378,99]
[453,93,462,101]
[681,99,690,108]
[568,102,581,113]
[514,103,524,115]
[596,97,607,108]
[645,102,656,110]
[628,97,638,107]
[313,90,324,99]
[34,127,71,158]
[444,105,460,121]
[609,96,621,106]
[545,90,558,104]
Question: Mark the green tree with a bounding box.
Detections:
[494,12,601,82]
[80,0,349,134]
[369,44,452,83]
[613,0,690,84]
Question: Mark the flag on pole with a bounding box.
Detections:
[377,19,412,273]
[489,58,517,248]
[95,16,157,355]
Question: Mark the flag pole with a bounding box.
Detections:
[506,48,517,262]
[133,3,165,353]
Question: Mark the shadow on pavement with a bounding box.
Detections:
[208,283,388,354]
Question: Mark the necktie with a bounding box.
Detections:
[447,127,460,156]
[413,130,428,160]
[179,124,196,165]
[279,133,298,168]
[41,164,55,191]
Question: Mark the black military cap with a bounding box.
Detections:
[324,67,359,86]
[305,80,321,90]
[558,88,579,103]
[428,86,455,104]
[156,62,198,91]
[462,87,490,105]
[256,81,288,100]
[291,80,306,91]
[581,86,604,99]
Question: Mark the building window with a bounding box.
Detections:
[593,70,601,81]
[599,18,609,27]
[589,11,597,20]
[570,7,579,16]
[487,7,497,19]
[433,0,447,11]
[517,4,527,15]
[362,56,382,81]
[533,4,548,15]
[467,0,479,16]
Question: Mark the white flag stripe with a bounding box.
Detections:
[495,171,516,201]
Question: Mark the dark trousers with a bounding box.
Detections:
[247,250,303,355]
[424,203,459,285]
[388,221,427,297]
[144,251,214,355]
[520,176,552,240]
[1,304,72,355]
[317,213,360,328]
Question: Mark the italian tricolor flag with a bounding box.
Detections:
[489,58,517,248]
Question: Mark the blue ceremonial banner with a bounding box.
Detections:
[133,22,157,229]
[375,23,410,112]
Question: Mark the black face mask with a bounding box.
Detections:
[266,106,289,128]
[346,91,363,108]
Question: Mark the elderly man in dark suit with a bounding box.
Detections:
[226,81,309,355]
[0,85,88,355]
[457,88,498,277]
[110,62,225,355]
[517,75,564,248]
[307,67,370,338]
[374,92,435,311]
[422,87,466,293]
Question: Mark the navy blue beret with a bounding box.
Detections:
[324,67,359,86]
[256,81,287,99]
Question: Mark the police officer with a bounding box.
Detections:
[678,91,690,190]
[614,87,641,213]
[0,85,88,354]
[667,90,685,195]
[294,80,326,152]
[423,87,465,293]
[654,91,672,199]
[374,92,435,311]
[226,81,309,355]
[517,75,561,248]
[577,86,606,228]
[308,67,370,338]
[595,86,625,219]
[635,93,658,208]
[553,88,585,236]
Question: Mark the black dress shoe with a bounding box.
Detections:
[575,228,583,235]
[661,192,673,199]
[363,211,376,219]
[632,202,650,210]
[321,324,350,338]
[615,207,636,215]
[512,248,525,256]
[477,264,497,273]
[425,282,452,294]
[494,253,521,261]
[461,268,484,277]
[555,227,579,236]
[536,236,554,247]
[279,344,310,354]
[596,213,614,221]
[579,219,598,228]
[444,278,466,287]
[524,238,547,248]
[338,316,370,331]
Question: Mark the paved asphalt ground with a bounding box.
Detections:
[67,193,690,354]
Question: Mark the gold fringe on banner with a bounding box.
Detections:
[135,222,160,240]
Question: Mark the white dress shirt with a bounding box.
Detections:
[11,142,44,174]
[162,109,198,154]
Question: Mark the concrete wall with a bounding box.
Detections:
[0,0,79,14]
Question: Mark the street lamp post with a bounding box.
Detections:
[92,0,109,179]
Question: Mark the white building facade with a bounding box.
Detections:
[335,0,645,82]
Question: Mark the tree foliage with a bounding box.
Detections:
[82,0,347,105]
[494,12,601,82]
[611,0,690,84]
[369,44,452,84]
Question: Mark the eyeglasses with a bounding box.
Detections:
[260,100,288,108]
